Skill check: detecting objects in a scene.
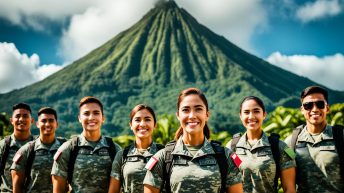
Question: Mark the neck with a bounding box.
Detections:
[246,129,263,141]
[14,131,31,141]
[306,121,327,134]
[40,134,55,144]
[135,137,152,149]
[82,130,101,142]
[182,132,205,146]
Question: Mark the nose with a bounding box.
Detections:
[139,120,146,127]
[248,112,254,119]
[188,110,196,118]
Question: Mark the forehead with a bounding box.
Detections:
[133,109,153,117]
[39,113,56,120]
[179,94,205,107]
[12,109,31,115]
[302,93,326,102]
[241,99,262,110]
[80,102,102,111]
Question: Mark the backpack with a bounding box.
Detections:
[67,136,117,183]
[162,140,228,193]
[0,135,35,186]
[230,132,281,192]
[291,124,344,182]
[23,137,67,189]
[120,143,164,183]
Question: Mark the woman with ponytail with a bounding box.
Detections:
[143,88,243,193]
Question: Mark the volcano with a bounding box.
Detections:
[1,0,343,136]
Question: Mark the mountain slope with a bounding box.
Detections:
[1,1,343,136]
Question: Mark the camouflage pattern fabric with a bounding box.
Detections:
[285,125,344,193]
[0,134,34,192]
[111,142,161,193]
[51,134,121,193]
[227,132,296,193]
[143,136,242,193]
[10,137,65,193]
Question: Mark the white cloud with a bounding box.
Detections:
[177,0,267,55]
[0,42,64,93]
[296,0,341,23]
[267,52,344,91]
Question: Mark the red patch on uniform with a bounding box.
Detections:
[13,153,22,164]
[230,152,242,168]
[145,157,158,170]
[54,151,62,161]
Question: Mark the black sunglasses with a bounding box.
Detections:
[302,101,326,110]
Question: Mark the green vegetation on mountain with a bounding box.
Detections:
[1,0,343,137]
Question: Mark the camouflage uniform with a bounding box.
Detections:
[10,137,65,193]
[227,132,296,193]
[0,134,34,192]
[285,125,344,193]
[51,134,121,193]
[143,136,242,193]
[110,142,161,193]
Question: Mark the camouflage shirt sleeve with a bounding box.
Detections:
[143,149,165,189]
[224,147,243,187]
[278,140,296,170]
[110,150,124,180]
[51,140,72,179]
[10,143,30,172]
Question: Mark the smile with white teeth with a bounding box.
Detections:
[187,122,198,126]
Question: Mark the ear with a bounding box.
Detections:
[263,111,267,120]
[176,112,180,122]
[78,115,81,123]
[31,118,34,125]
[36,120,40,128]
[102,116,105,123]
[205,111,210,122]
[326,104,330,113]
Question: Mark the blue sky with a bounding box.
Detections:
[1,0,343,94]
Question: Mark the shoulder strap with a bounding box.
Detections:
[291,125,304,150]
[332,125,344,182]
[163,140,176,193]
[105,137,116,161]
[210,140,228,193]
[67,136,79,183]
[23,141,36,190]
[155,143,165,151]
[0,136,11,183]
[268,133,281,192]
[230,133,241,151]
[119,145,132,184]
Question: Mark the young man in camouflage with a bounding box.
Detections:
[11,107,65,193]
[0,103,35,192]
[51,96,121,193]
[285,86,344,193]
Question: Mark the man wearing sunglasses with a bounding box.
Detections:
[286,86,344,193]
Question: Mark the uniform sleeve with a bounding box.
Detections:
[143,149,165,189]
[51,141,72,179]
[284,135,292,147]
[110,150,124,180]
[224,147,243,187]
[10,144,30,172]
[278,140,296,170]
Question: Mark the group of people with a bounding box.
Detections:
[0,86,342,193]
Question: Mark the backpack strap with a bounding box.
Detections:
[120,145,132,184]
[23,141,36,190]
[291,125,304,150]
[163,140,176,193]
[230,133,241,151]
[105,137,116,162]
[268,133,281,192]
[332,125,344,182]
[67,136,79,183]
[210,140,228,193]
[0,136,11,185]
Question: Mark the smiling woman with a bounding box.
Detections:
[143,87,244,193]
[108,104,163,193]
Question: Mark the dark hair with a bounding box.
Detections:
[130,104,157,126]
[300,86,328,103]
[240,96,266,113]
[38,107,57,120]
[174,88,210,140]
[79,96,103,114]
[12,103,32,114]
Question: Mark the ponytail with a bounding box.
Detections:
[174,127,183,140]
